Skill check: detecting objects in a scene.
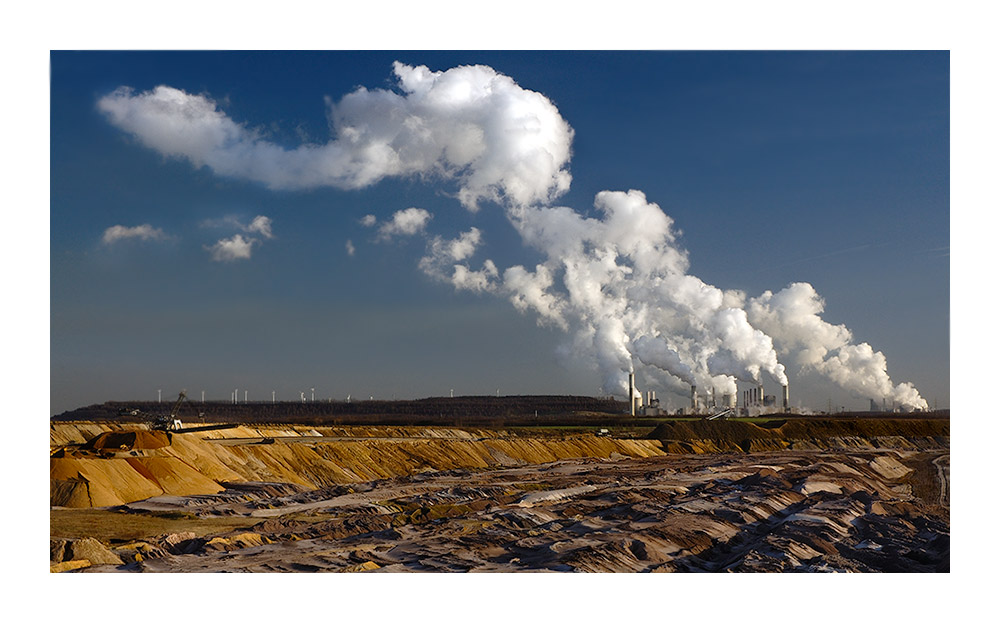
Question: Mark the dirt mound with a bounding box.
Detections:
[51,537,123,568]
[84,430,171,451]
[51,458,166,507]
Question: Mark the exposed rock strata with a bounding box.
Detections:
[57,449,947,573]
[51,424,664,508]
[50,420,948,572]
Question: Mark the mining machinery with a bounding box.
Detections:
[118,391,188,430]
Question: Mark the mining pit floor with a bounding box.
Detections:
[50,418,949,572]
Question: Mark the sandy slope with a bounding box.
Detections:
[51,423,664,507]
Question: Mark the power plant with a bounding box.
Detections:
[627,375,793,418]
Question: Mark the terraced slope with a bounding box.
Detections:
[55,450,949,572]
[50,423,664,507]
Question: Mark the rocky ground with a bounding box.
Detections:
[53,448,949,572]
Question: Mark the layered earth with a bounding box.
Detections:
[50,418,948,572]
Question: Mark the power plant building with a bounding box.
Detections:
[627,374,792,417]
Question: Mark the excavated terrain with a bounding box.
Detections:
[50,419,949,572]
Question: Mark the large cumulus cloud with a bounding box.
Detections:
[98,62,573,211]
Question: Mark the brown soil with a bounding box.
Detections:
[50,508,260,542]
[55,449,949,572]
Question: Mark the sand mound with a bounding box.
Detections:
[126,457,225,497]
[51,458,165,507]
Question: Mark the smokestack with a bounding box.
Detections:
[758,383,764,406]
[691,385,698,413]
[782,384,789,411]
[629,373,635,417]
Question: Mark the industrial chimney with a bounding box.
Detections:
[629,373,635,417]
[690,385,698,413]
[782,384,790,411]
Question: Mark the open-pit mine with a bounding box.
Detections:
[50,411,949,572]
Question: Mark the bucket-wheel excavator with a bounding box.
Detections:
[118,391,188,430]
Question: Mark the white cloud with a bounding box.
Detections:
[345,239,355,256]
[98,62,574,210]
[378,207,432,239]
[360,214,377,227]
[418,227,497,293]
[101,224,168,245]
[451,260,499,293]
[246,215,273,239]
[198,214,273,262]
[207,234,256,262]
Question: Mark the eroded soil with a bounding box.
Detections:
[55,449,949,572]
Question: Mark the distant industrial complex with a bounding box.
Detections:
[628,373,791,418]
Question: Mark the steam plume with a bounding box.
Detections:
[99,61,927,410]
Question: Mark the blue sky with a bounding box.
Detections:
[49,50,949,414]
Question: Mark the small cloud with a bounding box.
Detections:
[418,227,496,293]
[200,214,274,238]
[346,240,356,257]
[102,224,168,245]
[199,214,273,262]
[360,214,377,227]
[199,215,243,230]
[246,215,273,239]
[207,234,257,262]
[378,207,432,239]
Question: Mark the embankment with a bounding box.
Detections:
[646,418,949,454]
[50,423,664,508]
[51,417,948,509]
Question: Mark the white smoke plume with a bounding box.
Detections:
[633,335,695,385]
[100,61,927,410]
[749,284,927,410]
[500,189,789,399]
[97,62,573,210]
